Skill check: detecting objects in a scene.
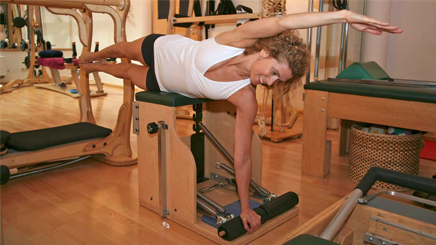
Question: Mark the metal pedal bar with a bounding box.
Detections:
[198,122,272,198]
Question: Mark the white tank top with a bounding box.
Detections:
[153,35,251,100]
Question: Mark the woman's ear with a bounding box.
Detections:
[260,49,270,58]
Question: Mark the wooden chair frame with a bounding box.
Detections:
[302,90,436,177]
[136,99,298,244]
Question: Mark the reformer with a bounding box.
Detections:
[0,0,136,184]
[134,92,299,244]
[283,167,436,245]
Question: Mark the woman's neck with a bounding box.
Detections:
[228,52,259,79]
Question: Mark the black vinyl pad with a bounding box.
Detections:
[6,122,112,151]
[0,131,11,145]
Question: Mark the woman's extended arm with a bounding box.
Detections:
[216,10,402,48]
[227,88,262,233]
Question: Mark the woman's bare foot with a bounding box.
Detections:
[80,63,96,73]
[79,51,96,65]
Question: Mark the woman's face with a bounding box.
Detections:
[250,50,293,87]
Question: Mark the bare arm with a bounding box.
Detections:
[216,10,402,48]
[227,87,261,233]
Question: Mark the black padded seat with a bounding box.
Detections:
[283,234,337,245]
[6,122,112,151]
[304,81,436,104]
[135,91,212,107]
[0,130,11,145]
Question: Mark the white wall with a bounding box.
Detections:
[386,1,436,81]
[362,0,436,81]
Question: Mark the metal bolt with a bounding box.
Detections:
[321,109,325,112]
[382,242,386,245]
[322,97,325,100]
[369,237,373,241]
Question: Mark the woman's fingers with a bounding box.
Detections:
[350,23,403,35]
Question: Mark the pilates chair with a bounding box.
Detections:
[134,91,299,244]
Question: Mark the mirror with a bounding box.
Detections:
[0,4,72,51]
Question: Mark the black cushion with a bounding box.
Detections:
[0,130,11,145]
[135,91,212,107]
[38,50,64,58]
[6,122,112,151]
[283,234,337,245]
[304,81,436,104]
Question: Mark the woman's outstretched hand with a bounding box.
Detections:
[240,208,261,234]
[345,10,403,35]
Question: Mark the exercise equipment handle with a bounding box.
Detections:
[356,167,436,196]
[218,191,299,241]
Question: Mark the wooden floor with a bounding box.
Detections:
[1,85,435,245]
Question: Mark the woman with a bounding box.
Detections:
[80,10,402,234]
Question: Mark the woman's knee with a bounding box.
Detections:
[120,38,146,64]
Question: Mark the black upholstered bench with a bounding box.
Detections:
[135,91,211,107]
[301,62,436,177]
[284,234,337,245]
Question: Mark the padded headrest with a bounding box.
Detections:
[39,50,64,58]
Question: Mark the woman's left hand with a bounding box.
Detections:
[345,10,403,35]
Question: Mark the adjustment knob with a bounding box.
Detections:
[147,122,159,134]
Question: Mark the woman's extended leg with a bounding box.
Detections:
[81,63,149,90]
[80,37,146,65]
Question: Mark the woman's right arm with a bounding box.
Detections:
[216,10,402,48]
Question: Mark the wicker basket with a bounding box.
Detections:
[349,123,424,191]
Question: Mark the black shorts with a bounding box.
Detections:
[142,34,164,92]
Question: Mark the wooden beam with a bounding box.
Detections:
[0,0,125,8]
[0,0,83,8]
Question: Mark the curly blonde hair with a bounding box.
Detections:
[244,30,310,95]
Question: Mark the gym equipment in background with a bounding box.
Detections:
[284,167,436,245]
[34,41,108,98]
[301,62,436,178]
[0,5,51,94]
[0,0,136,186]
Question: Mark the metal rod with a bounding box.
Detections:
[314,0,324,81]
[343,22,349,70]
[197,191,226,213]
[320,189,363,240]
[359,190,436,207]
[270,98,274,131]
[338,23,346,74]
[198,122,234,164]
[198,122,269,197]
[305,0,314,84]
[10,156,92,179]
[197,198,219,217]
[158,121,168,217]
[217,162,271,196]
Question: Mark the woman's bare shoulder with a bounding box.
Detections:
[227,85,257,111]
